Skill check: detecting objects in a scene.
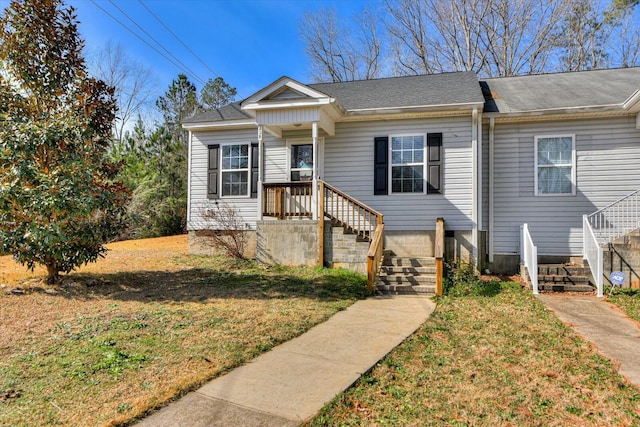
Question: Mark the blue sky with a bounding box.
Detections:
[62,0,372,100]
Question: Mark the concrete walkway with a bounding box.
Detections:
[538,294,640,387]
[137,295,436,427]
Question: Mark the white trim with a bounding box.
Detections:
[219,142,251,198]
[187,130,193,227]
[348,101,485,113]
[388,133,427,195]
[488,117,495,263]
[623,89,640,112]
[242,76,334,107]
[243,98,333,110]
[534,134,576,197]
[471,108,478,266]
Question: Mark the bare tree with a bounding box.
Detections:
[605,0,640,67]
[386,0,436,75]
[90,41,157,142]
[299,6,383,82]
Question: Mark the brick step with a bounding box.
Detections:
[537,283,594,293]
[537,264,590,276]
[376,283,436,295]
[378,274,436,285]
[381,265,436,275]
[537,274,591,285]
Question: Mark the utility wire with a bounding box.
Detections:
[106,0,207,86]
[89,0,206,86]
[138,0,217,77]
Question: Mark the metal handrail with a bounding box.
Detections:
[521,223,538,295]
[588,188,640,245]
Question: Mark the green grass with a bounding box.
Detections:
[608,287,640,324]
[0,255,368,427]
[310,276,640,426]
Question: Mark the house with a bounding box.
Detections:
[183,67,640,294]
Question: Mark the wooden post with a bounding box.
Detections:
[318,180,325,267]
[435,217,445,296]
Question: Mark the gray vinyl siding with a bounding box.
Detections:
[492,115,640,256]
[323,116,475,231]
[189,128,262,230]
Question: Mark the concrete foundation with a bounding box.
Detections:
[324,222,369,274]
[256,220,320,267]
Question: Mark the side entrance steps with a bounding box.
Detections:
[536,262,594,293]
[376,251,437,295]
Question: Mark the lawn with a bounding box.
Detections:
[0,235,369,426]
[608,288,640,324]
[310,279,640,426]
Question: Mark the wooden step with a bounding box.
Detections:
[376,282,436,295]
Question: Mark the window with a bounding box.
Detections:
[221,144,249,196]
[390,135,425,193]
[374,133,442,195]
[535,135,575,196]
[208,143,258,199]
[290,143,313,181]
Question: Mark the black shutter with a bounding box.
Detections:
[374,136,388,195]
[427,133,442,194]
[250,143,259,198]
[207,144,219,199]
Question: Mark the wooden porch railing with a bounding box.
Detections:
[320,180,383,240]
[367,223,385,292]
[262,182,313,219]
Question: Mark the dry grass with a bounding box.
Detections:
[0,235,368,426]
[311,282,640,426]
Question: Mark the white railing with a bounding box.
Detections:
[521,223,538,295]
[588,189,640,246]
[583,215,604,298]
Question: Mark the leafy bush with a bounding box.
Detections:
[444,261,501,297]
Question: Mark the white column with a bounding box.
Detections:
[257,125,264,221]
[312,122,319,220]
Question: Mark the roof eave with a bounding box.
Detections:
[345,101,485,116]
[182,119,257,131]
[623,89,640,112]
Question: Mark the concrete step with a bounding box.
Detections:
[381,265,436,275]
[375,283,436,295]
[378,274,436,285]
[383,256,436,267]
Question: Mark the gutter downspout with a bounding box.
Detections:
[472,108,478,267]
[489,117,495,263]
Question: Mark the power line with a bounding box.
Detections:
[106,0,207,86]
[138,0,217,77]
[88,0,206,86]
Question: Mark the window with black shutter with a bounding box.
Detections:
[207,144,219,199]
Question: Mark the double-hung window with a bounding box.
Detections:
[221,144,249,197]
[390,134,425,193]
[535,135,575,196]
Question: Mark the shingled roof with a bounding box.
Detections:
[184,71,484,123]
[481,67,640,114]
[309,71,484,111]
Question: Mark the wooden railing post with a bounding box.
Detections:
[435,217,445,296]
[318,180,325,267]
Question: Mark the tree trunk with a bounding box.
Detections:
[46,263,60,284]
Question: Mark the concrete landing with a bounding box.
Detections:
[539,294,640,387]
[137,295,436,426]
